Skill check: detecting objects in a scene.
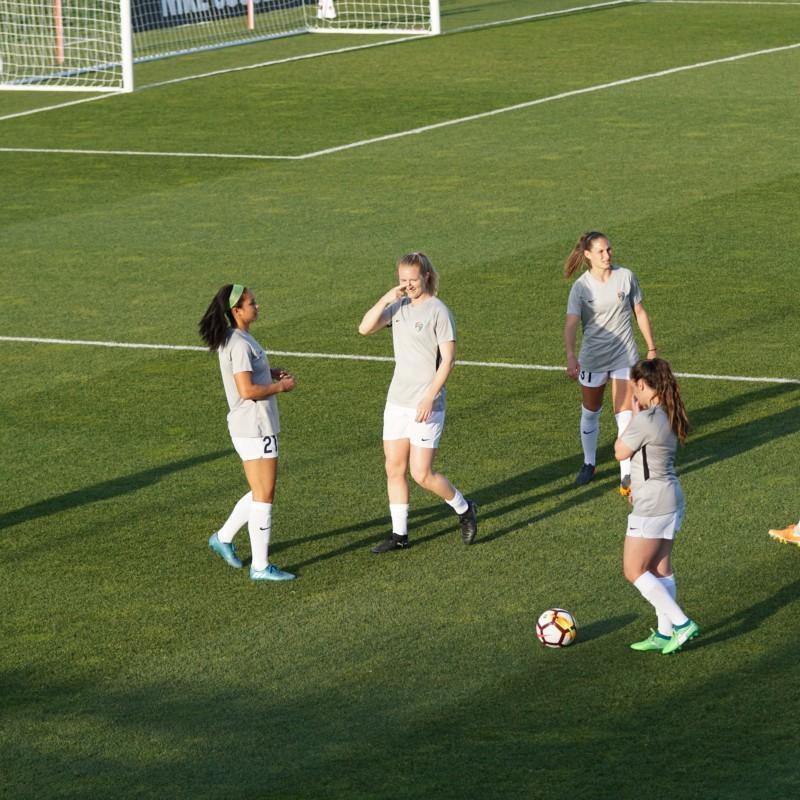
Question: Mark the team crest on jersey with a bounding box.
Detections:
[617,292,626,302]
[415,321,425,332]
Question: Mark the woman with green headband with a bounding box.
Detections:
[199,283,297,581]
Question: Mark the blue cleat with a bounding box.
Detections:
[208,532,242,569]
[250,564,296,581]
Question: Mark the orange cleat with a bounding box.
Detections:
[768,524,800,547]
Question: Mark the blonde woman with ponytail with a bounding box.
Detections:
[614,358,698,655]
[564,232,657,493]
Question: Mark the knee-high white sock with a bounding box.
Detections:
[633,571,688,628]
[445,489,468,515]
[580,406,601,465]
[657,574,677,636]
[615,410,633,478]
[217,491,253,543]
[390,503,409,536]
[248,501,272,572]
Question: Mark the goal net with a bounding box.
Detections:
[0,0,440,93]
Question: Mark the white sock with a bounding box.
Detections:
[615,410,633,478]
[657,574,677,636]
[580,406,601,466]
[217,491,252,543]
[390,503,409,536]
[248,501,272,572]
[633,571,689,628]
[446,489,468,516]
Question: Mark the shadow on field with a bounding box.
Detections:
[284,383,800,568]
[691,577,800,649]
[0,450,230,533]
[576,613,638,644]
[4,581,799,800]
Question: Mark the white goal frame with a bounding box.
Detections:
[0,0,440,93]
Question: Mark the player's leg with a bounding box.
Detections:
[625,515,697,654]
[372,405,412,552]
[241,438,294,580]
[576,377,606,485]
[409,444,477,544]
[611,373,633,492]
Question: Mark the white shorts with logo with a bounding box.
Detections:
[383,402,444,449]
[231,433,279,461]
[579,366,630,388]
[626,508,684,540]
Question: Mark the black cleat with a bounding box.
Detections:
[371,533,409,553]
[575,463,595,486]
[458,500,478,544]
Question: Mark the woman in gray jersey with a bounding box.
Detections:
[614,358,699,655]
[358,252,477,552]
[564,231,657,494]
[199,284,297,582]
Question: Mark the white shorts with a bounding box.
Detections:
[231,433,279,461]
[383,402,444,449]
[626,509,684,540]
[579,366,630,388]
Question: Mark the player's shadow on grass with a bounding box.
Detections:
[474,381,800,544]
[690,578,800,650]
[0,450,230,533]
[281,382,800,568]
[575,613,638,644]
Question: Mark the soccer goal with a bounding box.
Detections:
[0,0,440,93]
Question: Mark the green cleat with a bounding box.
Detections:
[661,620,700,655]
[630,629,670,652]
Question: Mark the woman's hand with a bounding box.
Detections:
[277,374,296,393]
[567,354,580,381]
[415,397,434,423]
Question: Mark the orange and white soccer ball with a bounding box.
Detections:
[536,608,577,648]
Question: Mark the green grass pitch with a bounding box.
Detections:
[1,1,799,798]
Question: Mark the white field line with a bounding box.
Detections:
[2,39,798,162]
[1,336,797,385]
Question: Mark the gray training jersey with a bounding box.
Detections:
[566,266,643,372]
[621,405,684,517]
[384,296,456,411]
[218,328,280,438]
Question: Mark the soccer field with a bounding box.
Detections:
[2,1,799,797]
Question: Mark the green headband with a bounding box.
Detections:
[228,284,245,309]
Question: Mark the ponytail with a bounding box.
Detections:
[631,358,689,443]
[564,231,608,278]
[199,284,245,351]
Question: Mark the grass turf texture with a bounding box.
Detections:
[2,1,800,798]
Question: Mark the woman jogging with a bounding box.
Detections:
[358,252,477,552]
[615,358,698,655]
[199,283,297,581]
[564,231,657,494]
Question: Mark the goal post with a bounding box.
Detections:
[0,0,440,93]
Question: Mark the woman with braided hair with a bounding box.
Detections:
[199,284,297,581]
[614,358,699,655]
[564,231,657,493]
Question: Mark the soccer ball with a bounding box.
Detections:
[535,608,577,648]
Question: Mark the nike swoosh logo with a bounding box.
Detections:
[259,526,271,531]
